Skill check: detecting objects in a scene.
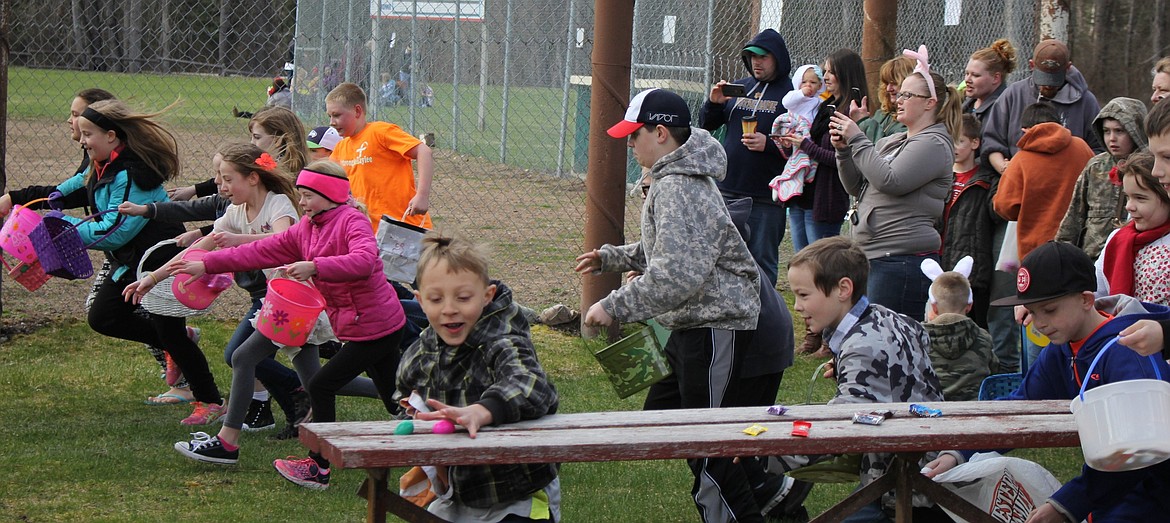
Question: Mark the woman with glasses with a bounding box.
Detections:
[829,45,963,322]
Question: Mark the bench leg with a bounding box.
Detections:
[809,472,895,523]
[894,454,916,523]
[358,468,450,523]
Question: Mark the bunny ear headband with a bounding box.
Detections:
[902,44,937,101]
[921,256,974,305]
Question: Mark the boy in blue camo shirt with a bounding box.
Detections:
[398,231,560,522]
[780,236,944,521]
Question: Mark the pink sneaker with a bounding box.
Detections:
[273,456,330,490]
[180,402,225,425]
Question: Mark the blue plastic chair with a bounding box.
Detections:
[977,325,1031,401]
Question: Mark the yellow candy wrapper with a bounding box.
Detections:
[743,424,768,436]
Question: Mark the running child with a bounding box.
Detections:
[398,232,560,521]
[166,160,407,488]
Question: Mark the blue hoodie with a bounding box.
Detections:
[699,29,792,202]
[967,295,1170,522]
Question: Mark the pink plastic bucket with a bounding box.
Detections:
[0,197,48,264]
[171,249,233,310]
[257,277,326,346]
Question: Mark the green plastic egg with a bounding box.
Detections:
[394,420,415,435]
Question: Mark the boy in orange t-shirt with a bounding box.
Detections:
[326,82,434,230]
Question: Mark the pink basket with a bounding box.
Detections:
[257,277,326,346]
[0,197,49,264]
[171,249,233,310]
[28,209,121,280]
[2,254,51,292]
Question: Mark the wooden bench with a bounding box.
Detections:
[299,400,1079,522]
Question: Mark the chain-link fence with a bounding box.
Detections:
[6,0,1036,314]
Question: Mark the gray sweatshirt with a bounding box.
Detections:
[598,128,761,331]
[837,122,954,259]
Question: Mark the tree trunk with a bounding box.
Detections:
[70,0,88,69]
[123,0,142,73]
[219,0,229,75]
[159,0,171,73]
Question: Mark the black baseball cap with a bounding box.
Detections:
[607,88,692,138]
[991,241,1096,307]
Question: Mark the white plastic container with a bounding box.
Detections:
[1070,339,1170,472]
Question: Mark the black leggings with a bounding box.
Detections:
[87,271,222,404]
[307,328,405,423]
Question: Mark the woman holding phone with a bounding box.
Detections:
[830,45,962,322]
[775,48,866,355]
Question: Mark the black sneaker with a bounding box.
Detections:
[174,432,238,465]
[242,399,275,431]
[760,476,813,520]
[270,423,300,441]
[292,389,312,425]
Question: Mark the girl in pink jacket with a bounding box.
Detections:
[168,160,405,489]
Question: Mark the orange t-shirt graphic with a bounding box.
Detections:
[331,121,432,230]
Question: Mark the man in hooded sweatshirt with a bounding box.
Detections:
[576,88,766,523]
[700,28,793,287]
[993,101,1095,260]
[982,39,1103,176]
[1056,97,1149,258]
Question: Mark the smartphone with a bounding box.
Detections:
[721,83,747,97]
[826,104,837,114]
[851,87,862,100]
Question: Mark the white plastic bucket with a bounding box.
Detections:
[1070,338,1170,471]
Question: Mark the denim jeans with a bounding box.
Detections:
[741,200,787,288]
[788,206,843,253]
[867,253,936,322]
[987,222,1021,372]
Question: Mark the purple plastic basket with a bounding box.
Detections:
[28,210,121,280]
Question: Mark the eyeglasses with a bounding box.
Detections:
[895,91,932,101]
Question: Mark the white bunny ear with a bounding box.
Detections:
[952,256,974,279]
[920,258,944,281]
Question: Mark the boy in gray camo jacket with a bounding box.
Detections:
[780,236,944,520]
[576,88,764,523]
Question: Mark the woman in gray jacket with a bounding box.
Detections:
[828,46,962,321]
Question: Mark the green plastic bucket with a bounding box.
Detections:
[594,325,672,399]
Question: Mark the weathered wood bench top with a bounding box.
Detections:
[304,402,1076,523]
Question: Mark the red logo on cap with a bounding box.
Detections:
[1016,268,1031,293]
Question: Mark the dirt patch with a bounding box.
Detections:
[2,118,641,328]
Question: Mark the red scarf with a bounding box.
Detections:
[1103,220,1170,296]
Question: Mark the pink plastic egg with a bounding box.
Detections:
[433,419,456,434]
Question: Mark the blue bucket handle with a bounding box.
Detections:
[1078,336,1164,402]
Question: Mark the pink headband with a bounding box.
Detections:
[902,44,936,101]
[296,169,350,204]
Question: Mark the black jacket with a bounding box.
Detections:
[938,164,1001,291]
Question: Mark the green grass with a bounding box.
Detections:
[0,315,1085,522]
[9,66,590,175]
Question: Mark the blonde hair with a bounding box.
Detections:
[931,272,972,314]
[416,231,491,285]
[83,99,181,187]
[325,82,367,109]
[917,72,963,142]
[878,56,916,113]
[970,39,1018,77]
[217,142,302,216]
[250,106,309,175]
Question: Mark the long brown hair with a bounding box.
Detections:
[217,142,302,216]
[83,99,180,186]
[250,106,310,175]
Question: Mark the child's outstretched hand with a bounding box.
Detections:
[209,231,246,249]
[417,400,493,438]
[118,201,148,216]
[574,250,602,274]
[175,229,204,248]
[122,275,158,304]
[167,259,206,280]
